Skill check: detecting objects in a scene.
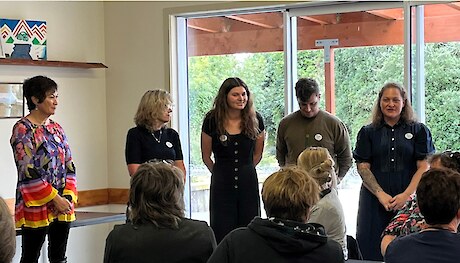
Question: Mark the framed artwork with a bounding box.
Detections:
[0,18,47,60]
[0,83,24,118]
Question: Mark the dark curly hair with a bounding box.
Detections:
[23,75,57,111]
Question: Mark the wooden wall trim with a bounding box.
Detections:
[77,188,129,207]
[4,198,15,216]
[5,188,129,212]
[77,189,109,207]
[108,188,129,204]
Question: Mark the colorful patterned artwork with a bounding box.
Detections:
[0,18,47,60]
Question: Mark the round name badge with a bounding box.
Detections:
[314,133,323,141]
[166,141,173,148]
[219,135,228,142]
[405,133,413,140]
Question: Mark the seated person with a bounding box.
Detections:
[0,196,16,263]
[381,151,460,255]
[104,162,216,263]
[207,167,344,263]
[297,147,348,259]
[384,168,460,263]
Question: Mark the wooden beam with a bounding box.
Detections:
[188,24,219,33]
[188,27,284,56]
[298,15,329,25]
[188,14,460,56]
[187,17,230,33]
[367,9,403,20]
[225,14,280,29]
[447,2,460,11]
[325,49,335,115]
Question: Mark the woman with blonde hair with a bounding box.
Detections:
[297,146,348,259]
[208,167,343,262]
[125,89,185,179]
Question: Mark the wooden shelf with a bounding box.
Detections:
[0,58,107,69]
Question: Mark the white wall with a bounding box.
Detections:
[0,1,107,200]
[103,0,283,189]
[0,2,107,262]
[1,1,283,262]
[104,1,216,189]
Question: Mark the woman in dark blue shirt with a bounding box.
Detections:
[353,82,435,261]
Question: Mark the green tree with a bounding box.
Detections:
[424,42,460,151]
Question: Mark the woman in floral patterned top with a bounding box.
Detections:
[381,150,460,256]
[10,75,77,263]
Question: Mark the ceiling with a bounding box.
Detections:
[187,3,460,56]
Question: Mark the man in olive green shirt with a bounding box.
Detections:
[276,78,352,182]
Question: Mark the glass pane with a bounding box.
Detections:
[296,7,405,237]
[187,12,285,222]
[421,2,460,151]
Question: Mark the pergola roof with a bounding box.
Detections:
[187,3,460,56]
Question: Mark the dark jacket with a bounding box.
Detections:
[104,218,216,263]
[208,217,344,263]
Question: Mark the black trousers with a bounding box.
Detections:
[20,220,70,263]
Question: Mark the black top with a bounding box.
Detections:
[208,217,344,263]
[202,112,264,161]
[104,218,216,263]
[125,126,183,164]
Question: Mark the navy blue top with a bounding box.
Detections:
[353,121,435,195]
[385,229,460,263]
[125,126,183,164]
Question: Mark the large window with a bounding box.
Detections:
[185,11,285,221]
[419,2,460,151]
[291,3,405,236]
[170,1,460,235]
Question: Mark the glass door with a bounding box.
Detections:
[185,11,286,221]
[290,2,406,236]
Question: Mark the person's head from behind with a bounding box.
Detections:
[129,162,185,228]
[430,150,460,173]
[297,147,335,189]
[416,168,460,226]
[0,197,15,263]
[134,89,172,132]
[23,75,58,114]
[372,82,415,126]
[262,167,320,223]
[295,78,321,118]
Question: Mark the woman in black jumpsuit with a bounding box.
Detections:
[201,77,265,243]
